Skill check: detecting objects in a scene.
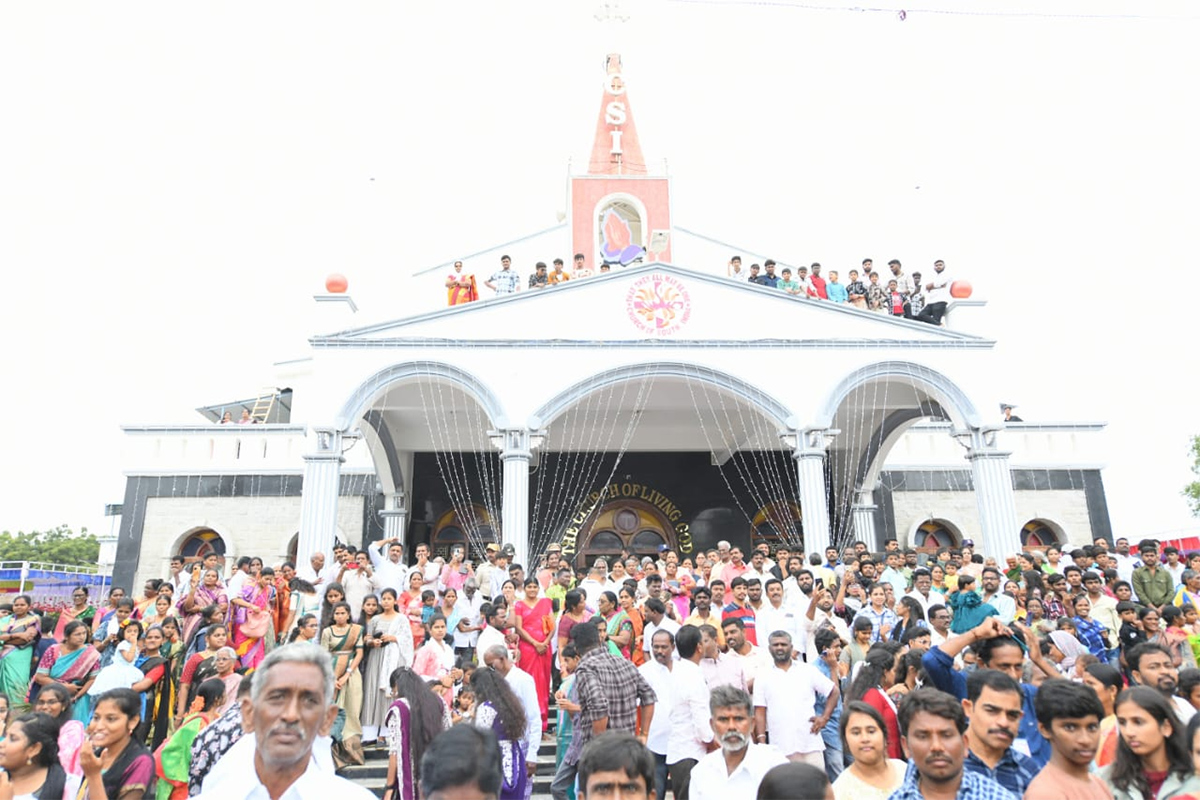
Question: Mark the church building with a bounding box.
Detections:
[112,55,1111,589]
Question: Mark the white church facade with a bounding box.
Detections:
[110,56,1111,590]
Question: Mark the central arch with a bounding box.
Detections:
[534,361,793,428]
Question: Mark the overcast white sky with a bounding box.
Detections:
[2,0,1198,542]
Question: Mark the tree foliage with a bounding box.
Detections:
[1185,435,1200,518]
[0,526,99,566]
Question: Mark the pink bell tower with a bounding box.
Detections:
[570,54,672,270]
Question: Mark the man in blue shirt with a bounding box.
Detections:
[922,617,1053,769]
[889,688,1017,800]
[961,670,1039,795]
[811,628,844,782]
[755,259,780,288]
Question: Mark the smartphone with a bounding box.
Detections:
[814,578,824,590]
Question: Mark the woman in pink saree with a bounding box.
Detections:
[230,567,274,669]
[513,577,553,731]
[176,568,229,648]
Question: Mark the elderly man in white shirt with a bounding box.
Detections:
[690,685,787,800]
[667,626,715,800]
[904,567,946,617]
[483,644,541,780]
[195,643,374,800]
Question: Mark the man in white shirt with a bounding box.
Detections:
[780,560,812,608]
[476,601,512,666]
[742,549,771,587]
[639,629,676,800]
[195,643,374,800]
[338,550,379,615]
[453,578,485,662]
[689,685,787,800]
[666,626,714,800]
[905,567,947,617]
[474,542,500,601]
[1111,537,1141,586]
[720,618,771,693]
[368,536,408,594]
[752,630,839,766]
[916,258,951,325]
[578,561,609,610]
[801,586,851,664]
[296,551,338,588]
[483,644,542,779]
[407,543,441,591]
[641,598,681,660]
[755,579,801,654]
[980,566,1017,624]
[225,557,252,601]
[879,551,909,598]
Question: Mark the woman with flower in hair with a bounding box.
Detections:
[153,678,226,800]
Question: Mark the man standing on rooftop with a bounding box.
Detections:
[485,254,522,295]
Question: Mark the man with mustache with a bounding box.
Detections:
[688,685,786,800]
[960,670,1037,796]
[198,643,374,800]
[889,688,1015,800]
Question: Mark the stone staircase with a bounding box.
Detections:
[341,706,559,800]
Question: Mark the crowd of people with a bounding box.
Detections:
[5,533,1200,799]
[726,255,955,326]
[445,252,957,327]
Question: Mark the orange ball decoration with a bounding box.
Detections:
[325,273,349,294]
[950,280,973,299]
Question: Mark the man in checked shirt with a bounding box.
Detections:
[550,621,657,800]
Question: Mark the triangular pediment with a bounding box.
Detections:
[312,263,989,349]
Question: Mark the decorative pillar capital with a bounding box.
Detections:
[783,427,840,459]
[309,427,360,461]
[489,427,546,461]
[953,426,1010,459]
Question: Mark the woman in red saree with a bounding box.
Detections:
[230,567,274,669]
[445,262,478,306]
[513,577,552,731]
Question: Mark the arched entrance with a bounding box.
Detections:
[432,505,498,561]
[575,499,674,569]
[751,501,802,552]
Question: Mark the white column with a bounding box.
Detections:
[852,501,879,548]
[791,428,836,556]
[298,428,346,569]
[494,427,536,572]
[378,492,408,548]
[958,428,1022,559]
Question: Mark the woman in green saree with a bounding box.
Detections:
[0,595,41,711]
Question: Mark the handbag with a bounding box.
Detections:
[241,608,271,639]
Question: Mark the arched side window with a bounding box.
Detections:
[179,529,226,560]
[432,505,496,561]
[1021,519,1063,548]
[915,519,962,550]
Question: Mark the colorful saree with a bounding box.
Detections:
[447,272,479,305]
[33,643,101,717]
[515,597,553,730]
[604,609,632,659]
[54,605,95,641]
[176,587,227,647]
[0,614,40,710]
[154,711,213,800]
[136,653,175,751]
[231,583,272,670]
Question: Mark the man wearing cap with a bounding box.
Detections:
[476,543,500,601]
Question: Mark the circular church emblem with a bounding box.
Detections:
[626,274,692,336]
